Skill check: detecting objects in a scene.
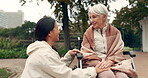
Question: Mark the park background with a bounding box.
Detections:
[0,0,148,78]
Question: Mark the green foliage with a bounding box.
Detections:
[18,21,36,39]
[124,47,133,51]
[20,0,117,49]
[0,48,27,59]
[0,68,12,78]
[112,0,147,48]
[0,38,20,49]
[0,21,36,40]
[0,21,35,58]
[20,0,116,34]
[0,37,28,58]
[59,49,69,57]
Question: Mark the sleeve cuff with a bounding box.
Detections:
[87,67,97,78]
[64,51,74,60]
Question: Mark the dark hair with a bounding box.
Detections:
[35,16,55,41]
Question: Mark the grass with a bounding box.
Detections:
[124,47,133,51]
[124,47,142,51]
[0,68,12,78]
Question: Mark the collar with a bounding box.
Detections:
[95,23,108,33]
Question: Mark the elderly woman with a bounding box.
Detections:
[21,16,109,78]
[81,3,137,78]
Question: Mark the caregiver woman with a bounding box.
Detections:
[21,16,108,78]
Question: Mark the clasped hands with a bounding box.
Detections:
[68,49,113,73]
[85,54,114,73]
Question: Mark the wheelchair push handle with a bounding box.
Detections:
[76,53,83,60]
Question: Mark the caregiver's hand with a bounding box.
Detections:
[69,49,82,56]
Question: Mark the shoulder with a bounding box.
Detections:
[26,50,59,68]
[107,24,121,33]
[84,25,94,35]
[109,24,119,30]
[106,24,121,37]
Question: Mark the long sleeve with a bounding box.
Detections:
[38,51,97,78]
[61,51,75,66]
[21,48,97,78]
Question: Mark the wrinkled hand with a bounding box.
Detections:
[69,49,82,56]
[98,60,114,69]
[95,64,110,73]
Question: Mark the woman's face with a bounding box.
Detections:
[89,12,105,29]
[49,22,60,42]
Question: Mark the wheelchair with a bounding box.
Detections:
[73,37,137,78]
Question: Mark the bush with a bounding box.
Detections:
[0,48,28,59]
[0,37,28,58]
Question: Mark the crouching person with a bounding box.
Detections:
[21,16,109,78]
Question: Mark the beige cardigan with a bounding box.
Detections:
[81,24,137,78]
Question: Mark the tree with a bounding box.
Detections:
[21,0,72,49]
[19,21,36,39]
[112,0,148,48]
[0,21,36,40]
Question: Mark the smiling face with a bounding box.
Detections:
[49,22,60,42]
[89,12,106,29]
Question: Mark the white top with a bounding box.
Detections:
[94,25,108,59]
[21,41,97,78]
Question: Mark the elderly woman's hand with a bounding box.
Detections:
[68,49,82,56]
[95,64,110,73]
[98,60,115,69]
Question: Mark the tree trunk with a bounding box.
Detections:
[61,2,71,49]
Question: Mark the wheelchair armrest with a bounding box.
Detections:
[123,51,136,57]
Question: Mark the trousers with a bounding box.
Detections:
[97,70,128,78]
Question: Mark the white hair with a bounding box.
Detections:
[88,3,108,16]
[88,4,108,22]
